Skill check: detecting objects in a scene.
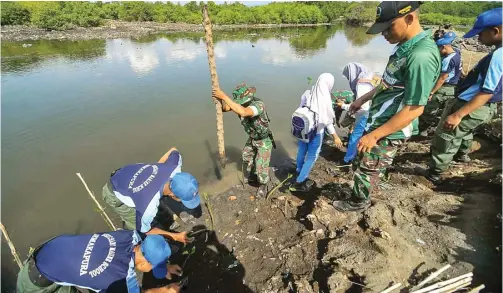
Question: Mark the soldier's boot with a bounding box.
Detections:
[246,174,259,184]
[455,153,471,163]
[332,198,371,212]
[256,182,272,198]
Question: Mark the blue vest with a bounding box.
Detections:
[110,150,182,232]
[457,48,502,103]
[442,48,462,85]
[35,230,141,293]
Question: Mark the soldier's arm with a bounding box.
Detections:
[213,88,254,117]
[221,101,232,112]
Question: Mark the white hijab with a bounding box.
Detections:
[305,73,335,127]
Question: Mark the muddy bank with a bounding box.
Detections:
[175,134,501,292]
[0,20,332,42]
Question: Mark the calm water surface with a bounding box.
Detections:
[1,25,393,287]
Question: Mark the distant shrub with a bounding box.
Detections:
[1,2,30,25]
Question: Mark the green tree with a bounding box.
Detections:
[344,2,378,25]
[118,2,153,22]
[1,2,30,25]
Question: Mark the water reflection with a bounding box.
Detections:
[1,26,379,76]
[289,25,340,57]
[343,25,375,47]
[1,39,106,74]
[106,39,160,74]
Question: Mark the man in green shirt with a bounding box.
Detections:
[333,1,441,212]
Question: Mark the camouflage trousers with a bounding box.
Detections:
[419,85,456,134]
[242,137,273,184]
[352,138,400,201]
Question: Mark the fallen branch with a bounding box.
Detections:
[0,223,22,268]
[467,284,485,293]
[411,264,451,291]
[380,283,401,293]
[76,173,117,231]
[412,273,473,293]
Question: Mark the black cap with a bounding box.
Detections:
[367,1,422,35]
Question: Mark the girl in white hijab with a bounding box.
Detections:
[291,73,341,192]
[337,62,380,165]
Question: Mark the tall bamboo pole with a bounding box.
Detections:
[202,4,226,169]
[0,223,23,268]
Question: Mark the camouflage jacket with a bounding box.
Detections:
[240,97,271,140]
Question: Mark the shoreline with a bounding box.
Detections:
[1,20,337,42]
[1,20,490,54]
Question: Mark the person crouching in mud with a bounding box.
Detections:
[213,84,275,197]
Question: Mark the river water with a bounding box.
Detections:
[1,25,393,287]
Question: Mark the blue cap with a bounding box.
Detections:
[464,8,502,38]
[141,235,171,279]
[170,172,201,209]
[436,31,456,46]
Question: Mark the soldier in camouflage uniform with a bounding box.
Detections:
[332,1,441,212]
[213,84,274,197]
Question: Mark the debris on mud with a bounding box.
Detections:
[1,20,330,42]
[172,134,502,292]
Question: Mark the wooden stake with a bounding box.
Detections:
[203,193,215,230]
[412,273,473,293]
[380,283,401,293]
[411,264,451,291]
[76,173,117,231]
[467,284,485,293]
[427,278,472,293]
[202,4,226,169]
[0,223,23,268]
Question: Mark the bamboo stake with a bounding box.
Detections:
[203,193,215,230]
[428,278,472,293]
[380,283,402,293]
[202,4,226,169]
[467,284,485,293]
[0,223,22,268]
[76,173,117,231]
[411,264,451,291]
[412,273,473,293]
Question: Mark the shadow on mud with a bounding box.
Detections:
[428,168,502,292]
[142,225,253,293]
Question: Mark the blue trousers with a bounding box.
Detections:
[296,132,323,183]
[344,114,368,163]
